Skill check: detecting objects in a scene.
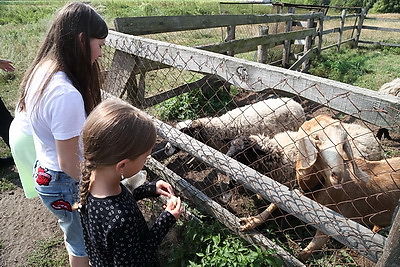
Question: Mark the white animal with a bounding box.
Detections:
[226,131,299,187]
[121,170,147,193]
[175,97,305,153]
[379,78,400,96]
[377,78,400,140]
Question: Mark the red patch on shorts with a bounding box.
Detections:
[51,199,72,212]
[36,166,52,186]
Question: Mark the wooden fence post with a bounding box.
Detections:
[301,17,314,72]
[282,7,295,68]
[338,9,347,51]
[376,201,400,267]
[274,5,282,34]
[257,25,269,63]
[225,25,236,56]
[354,8,366,47]
[317,13,323,56]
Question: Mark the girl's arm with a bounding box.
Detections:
[131,180,175,200]
[56,136,80,180]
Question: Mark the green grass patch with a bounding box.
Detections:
[309,46,400,90]
[0,178,16,193]
[26,236,68,267]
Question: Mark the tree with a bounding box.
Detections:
[373,0,400,13]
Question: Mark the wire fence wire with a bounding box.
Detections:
[100,28,400,266]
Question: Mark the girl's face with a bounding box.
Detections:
[124,149,152,177]
[90,38,105,64]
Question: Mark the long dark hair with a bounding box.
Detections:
[18,2,108,114]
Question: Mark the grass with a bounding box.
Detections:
[25,236,68,267]
[1,1,399,266]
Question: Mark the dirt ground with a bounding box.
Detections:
[0,165,178,267]
[1,91,399,266]
[0,166,62,266]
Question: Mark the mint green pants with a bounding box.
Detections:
[9,121,38,198]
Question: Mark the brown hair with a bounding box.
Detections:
[18,2,108,114]
[77,99,157,207]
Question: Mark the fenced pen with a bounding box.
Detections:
[101,5,400,266]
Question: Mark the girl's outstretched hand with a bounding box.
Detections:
[155,180,174,198]
[0,59,15,72]
[165,195,182,220]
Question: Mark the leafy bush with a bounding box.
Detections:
[168,217,284,267]
[155,86,234,121]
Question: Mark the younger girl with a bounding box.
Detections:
[77,99,182,266]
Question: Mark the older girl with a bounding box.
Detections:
[13,2,108,266]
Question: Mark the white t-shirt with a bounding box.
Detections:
[12,107,32,136]
[25,67,86,171]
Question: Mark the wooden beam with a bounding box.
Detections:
[364,17,400,23]
[103,50,136,97]
[376,203,400,267]
[197,29,316,55]
[289,47,316,71]
[362,25,400,33]
[114,13,324,35]
[106,30,400,131]
[358,40,400,48]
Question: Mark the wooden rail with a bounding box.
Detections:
[114,13,323,35]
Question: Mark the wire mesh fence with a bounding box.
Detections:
[99,19,400,266]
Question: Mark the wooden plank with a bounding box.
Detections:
[257,25,269,63]
[114,13,324,35]
[338,9,346,51]
[362,25,400,33]
[106,30,400,130]
[301,18,314,72]
[131,57,170,74]
[153,119,386,262]
[146,157,305,267]
[321,38,354,51]
[283,7,295,68]
[365,17,400,23]
[354,8,366,47]
[326,14,359,20]
[376,203,400,267]
[289,47,316,71]
[103,50,136,97]
[358,40,400,47]
[323,25,356,35]
[343,25,356,31]
[322,27,340,34]
[197,29,316,55]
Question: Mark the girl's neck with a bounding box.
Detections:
[89,167,121,198]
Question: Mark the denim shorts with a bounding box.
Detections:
[34,161,87,257]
